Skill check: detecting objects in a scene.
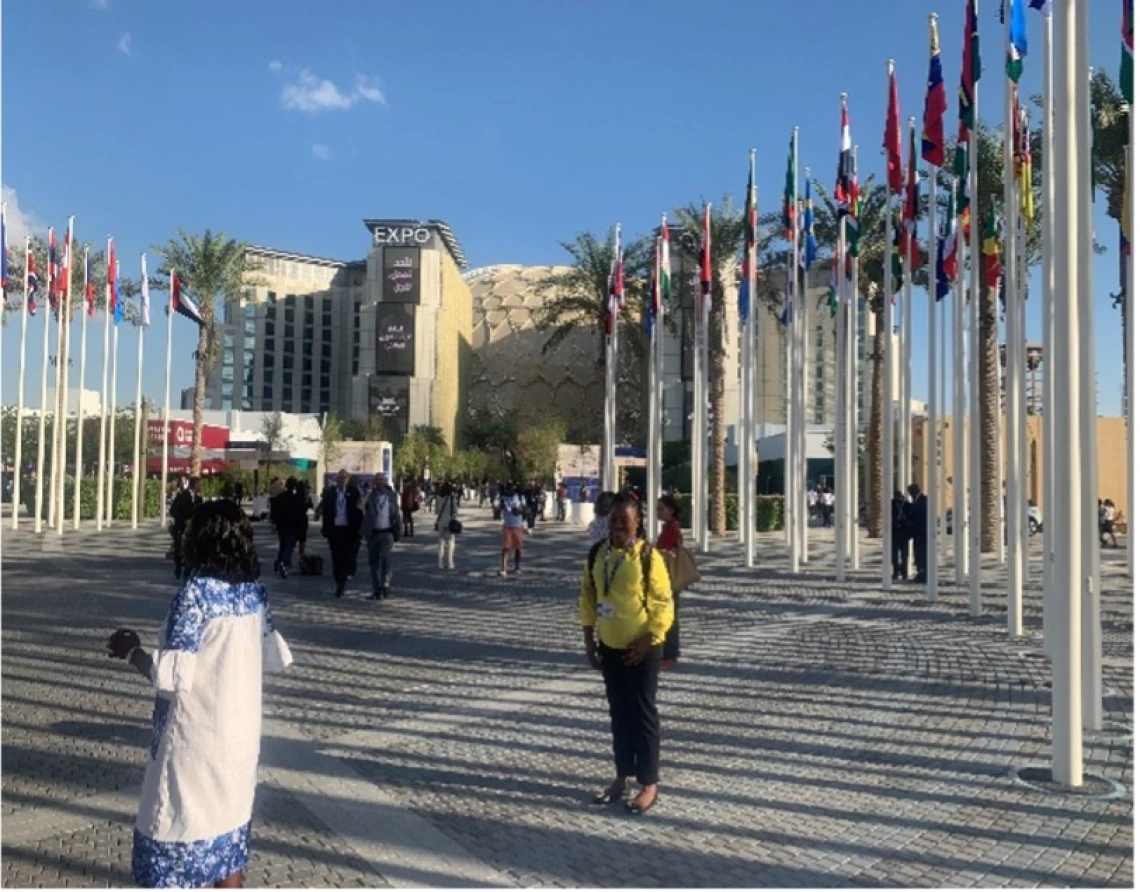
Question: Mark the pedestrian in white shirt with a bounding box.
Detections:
[500,487,528,576]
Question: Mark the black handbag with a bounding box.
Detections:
[448,518,463,535]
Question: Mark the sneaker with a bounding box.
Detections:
[498,569,509,577]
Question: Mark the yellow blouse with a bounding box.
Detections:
[579,539,675,649]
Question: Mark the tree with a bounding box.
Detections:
[320,413,344,470]
[673,197,746,535]
[260,412,292,493]
[1089,69,1130,410]
[515,416,567,483]
[395,425,447,479]
[153,230,262,476]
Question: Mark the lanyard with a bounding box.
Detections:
[601,541,636,600]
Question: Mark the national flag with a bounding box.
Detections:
[1007,0,1028,83]
[108,240,121,324]
[955,136,972,237]
[85,250,95,316]
[646,238,659,336]
[114,259,123,325]
[782,133,797,238]
[901,125,922,270]
[826,254,839,318]
[61,219,72,297]
[890,208,904,297]
[700,203,712,308]
[1123,0,1134,104]
[937,192,958,301]
[739,159,756,323]
[835,97,853,214]
[171,271,205,326]
[606,230,623,336]
[140,254,151,327]
[960,0,982,134]
[659,216,672,306]
[48,228,59,314]
[26,245,39,316]
[983,200,1002,290]
[922,16,947,167]
[1016,104,1035,224]
[884,67,903,194]
[800,175,816,271]
[846,153,862,267]
[1,204,8,291]
[1029,0,1052,13]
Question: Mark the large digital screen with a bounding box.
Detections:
[369,376,410,436]
[375,303,416,375]
[382,247,421,304]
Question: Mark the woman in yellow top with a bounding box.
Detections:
[579,493,674,815]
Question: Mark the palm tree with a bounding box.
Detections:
[153,230,261,475]
[535,230,650,444]
[1090,69,1130,411]
[673,197,746,535]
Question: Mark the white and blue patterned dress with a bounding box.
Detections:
[132,576,292,888]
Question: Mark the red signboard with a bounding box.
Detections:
[147,420,229,450]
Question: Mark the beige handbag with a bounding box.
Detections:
[663,546,700,592]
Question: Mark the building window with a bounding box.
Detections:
[223,349,234,368]
[244,319,255,338]
[283,371,293,387]
[224,332,235,349]
[241,397,253,411]
[264,338,275,354]
[267,291,277,308]
[263,384,273,400]
[222,366,234,383]
[302,357,312,373]
[321,343,332,360]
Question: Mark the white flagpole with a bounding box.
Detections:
[691,265,702,545]
[739,289,747,545]
[968,106,984,617]
[1051,0,1083,786]
[161,272,175,528]
[34,266,53,535]
[1042,3,1057,651]
[883,68,896,589]
[1004,15,1023,632]
[746,149,758,568]
[784,270,794,563]
[789,135,802,574]
[836,161,849,581]
[13,234,31,531]
[73,249,90,529]
[954,185,968,585]
[647,235,660,542]
[131,253,148,530]
[96,240,112,531]
[799,163,809,565]
[901,120,916,499]
[1077,57,1101,730]
[106,320,120,526]
[699,262,711,553]
[926,157,939,604]
[56,215,75,535]
[48,230,63,531]
[849,145,861,572]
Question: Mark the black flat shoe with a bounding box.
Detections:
[592,784,628,805]
[625,793,659,815]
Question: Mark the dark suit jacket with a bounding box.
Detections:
[911,494,928,539]
[319,485,363,538]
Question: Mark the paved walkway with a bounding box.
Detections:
[0,508,1132,887]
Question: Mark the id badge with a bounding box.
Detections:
[596,602,615,619]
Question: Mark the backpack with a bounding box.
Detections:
[299,554,324,576]
[587,539,654,609]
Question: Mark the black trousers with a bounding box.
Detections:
[600,642,662,786]
[663,593,680,661]
[891,531,910,579]
[327,527,357,588]
[912,532,928,580]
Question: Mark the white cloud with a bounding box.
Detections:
[268,59,283,75]
[311,144,332,161]
[117,32,132,55]
[1,186,43,247]
[279,69,386,113]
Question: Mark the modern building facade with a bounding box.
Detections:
[198,220,473,451]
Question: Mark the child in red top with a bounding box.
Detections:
[655,496,684,667]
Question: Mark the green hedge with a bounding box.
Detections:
[23,477,164,521]
[674,493,784,533]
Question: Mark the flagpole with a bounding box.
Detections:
[1041,3,1057,652]
[1077,51,1102,731]
[926,156,939,604]
[902,121,915,501]
[1004,7,1024,633]
[797,156,810,569]
[746,148,758,568]
[13,235,31,531]
[783,270,793,562]
[691,261,702,546]
[96,238,112,531]
[883,64,896,590]
[48,230,63,531]
[34,264,53,535]
[789,132,802,574]
[73,248,90,529]
[161,272,175,528]
[56,216,75,535]
[968,101,984,618]
[131,254,147,529]
[849,146,861,573]
[1052,0,1084,787]
[954,185,967,585]
[106,321,120,526]
[648,235,660,542]
[836,102,849,583]
[699,263,711,553]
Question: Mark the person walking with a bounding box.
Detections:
[105,499,292,889]
[908,482,928,584]
[318,469,363,598]
[655,495,684,669]
[587,492,616,545]
[400,479,418,538]
[1101,499,1118,548]
[580,493,674,815]
[270,478,298,579]
[169,476,202,580]
[362,473,400,599]
[294,481,312,564]
[890,490,912,581]
[435,481,460,570]
[499,486,527,576]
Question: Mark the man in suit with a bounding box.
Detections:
[319,469,363,598]
[908,483,928,584]
[169,476,202,580]
[362,473,401,600]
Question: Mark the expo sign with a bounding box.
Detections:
[372,225,431,247]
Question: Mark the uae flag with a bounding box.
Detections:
[171,272,205,326]
[835,98,853,215]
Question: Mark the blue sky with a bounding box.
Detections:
[1,0,1126,414]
